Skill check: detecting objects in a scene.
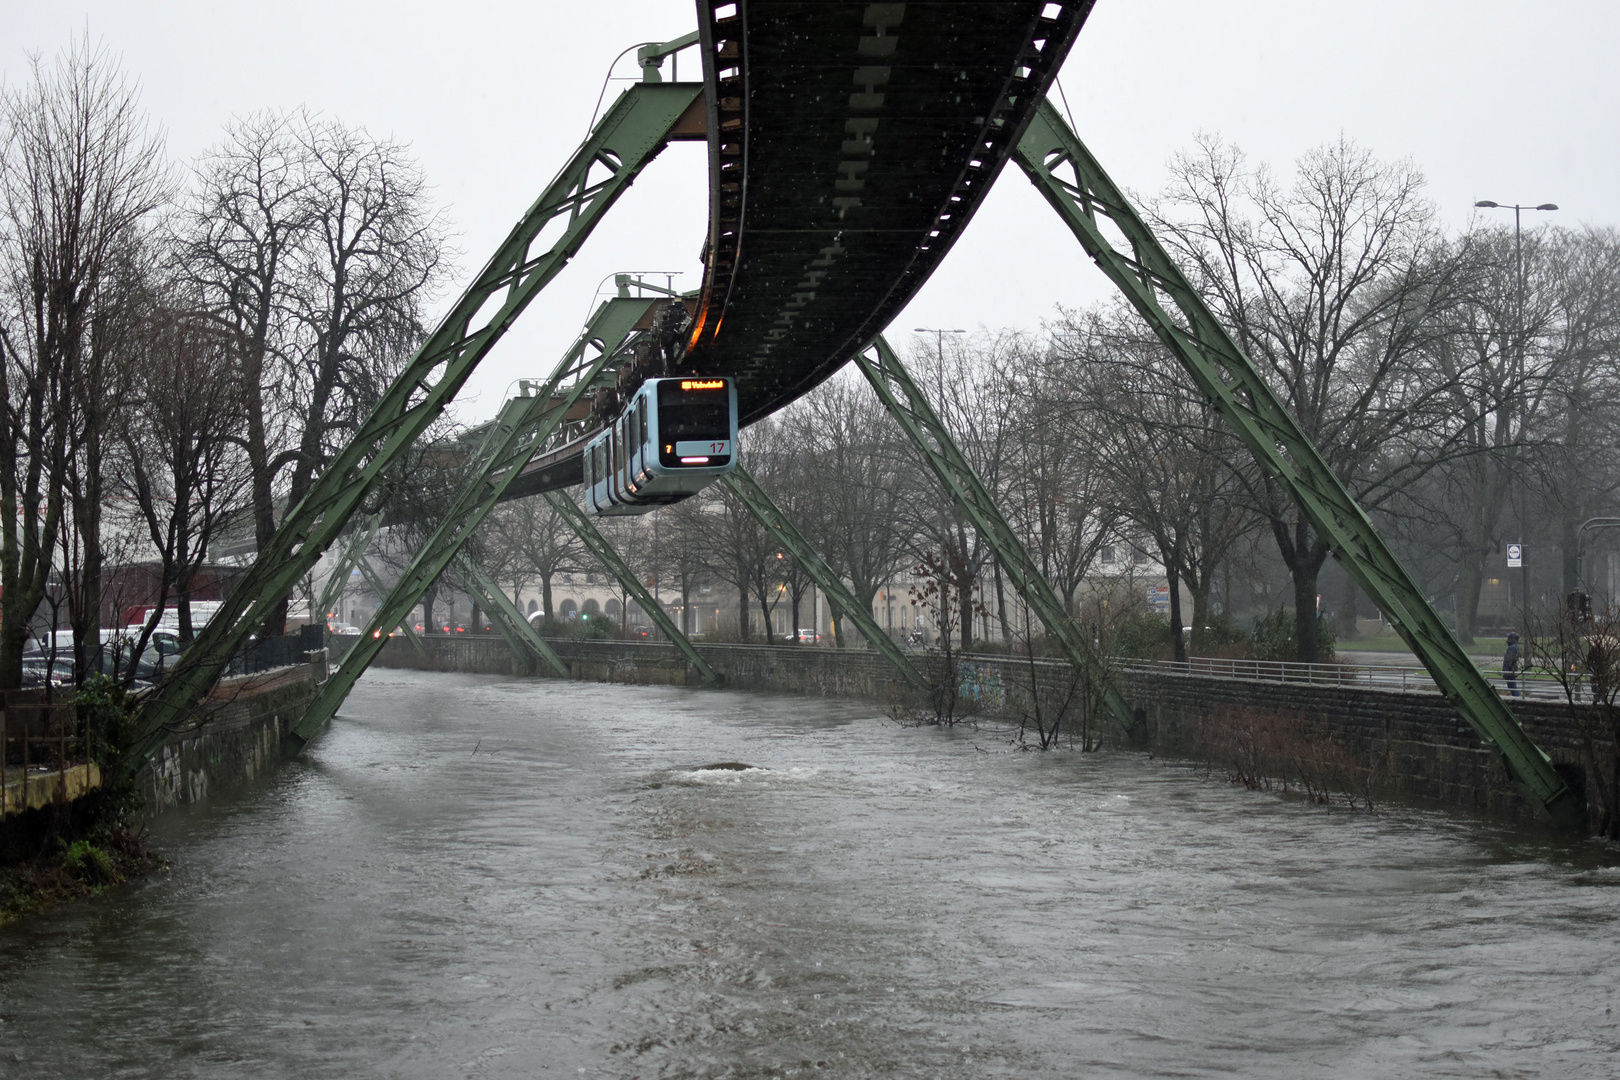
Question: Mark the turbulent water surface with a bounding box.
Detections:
[1,669,1617,1078]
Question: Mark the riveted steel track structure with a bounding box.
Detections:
[543,492,721,688]
[119,3,1575,829]
[719,466,926,691]
[288,295,658,744]
[854,336,1135,734]
[1014,100,1579,826]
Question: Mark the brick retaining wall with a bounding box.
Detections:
[141,656,326,815]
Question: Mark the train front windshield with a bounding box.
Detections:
[657,379,733,467]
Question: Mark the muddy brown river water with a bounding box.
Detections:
[1,668,1617,1077]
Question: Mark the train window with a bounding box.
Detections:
[657,380,730,443]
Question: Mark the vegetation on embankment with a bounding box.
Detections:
[1,677,163,926]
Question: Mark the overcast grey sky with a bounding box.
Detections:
[5,1,1615,424]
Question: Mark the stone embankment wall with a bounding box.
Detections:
[140,656,326,815]
[355,633,1612,832]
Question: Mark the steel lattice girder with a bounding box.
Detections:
[719,466,927,690]
[542,491,721,688]
[289,295,656,744]
[315,511,383,629]
[356,558,426,657]
[453,554,569,678]
[1014,99,1580,827]
[129,81,703,766]
[853,336,1136,735]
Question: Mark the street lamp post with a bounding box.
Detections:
[913,327,965,400]
[1577,517,1620,597]
[1475,200,1557,632]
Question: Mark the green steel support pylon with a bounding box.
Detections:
[853,337,1135,735]
[544,492,721,687]
[719,466,926,690]
[288,294,656,744]
[131,79,704,766]
[356,558,426,657]
[1015,99,1580,827]
[454,554,569,678]
[315,511,383,629]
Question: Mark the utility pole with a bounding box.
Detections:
[1475,199,1558,629]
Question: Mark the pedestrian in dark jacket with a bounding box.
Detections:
[1502,632,1522,698]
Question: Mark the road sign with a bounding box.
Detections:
[1507,543,1523,568]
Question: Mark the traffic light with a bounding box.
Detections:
[1567,591,1592,624]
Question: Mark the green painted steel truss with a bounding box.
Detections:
[1014,100,1578,826]
[289,294,658,743]
[454,554,568,678]
[129,81,704,766]
[542,492,722,687]
[719,466,927,690]
[853,336,1136,735]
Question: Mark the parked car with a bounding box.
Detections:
[20,639,166,687]
[796,628,820,643]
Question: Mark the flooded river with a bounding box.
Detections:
[2,669,1618,1077]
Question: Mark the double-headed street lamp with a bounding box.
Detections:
[1475,199,1557,627]
[1474,200,1558,349]
[913,327,965,362]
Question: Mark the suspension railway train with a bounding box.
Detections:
[582,375,738,515]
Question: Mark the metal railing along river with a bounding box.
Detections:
[1117,655,1575,703]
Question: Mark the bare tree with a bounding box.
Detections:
[904,333,1020,650]
[0,36,168,687]
[480,495,586,626]
[1007,327,1120,622]
[171,111,310,605]
[113,289,253,661]
[175,110,452,636]
[1058,308,1259,660]
[1533,228,1620,597]
[783,372,914,648]
[1152,135,1468,661]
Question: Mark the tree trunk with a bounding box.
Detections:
[736,583,750,642]
[1455,554,1485,645]
[1562,514,1581,596]
[541,574,554,622]
[421,584,437,633]
[1338,567,1362,642]
[1293,564,1324,663]
[1188,580,1213,656]
[958,571,974,651]
[1167,567,1185,663]
[757,589,774,646]
[994,562,1011,645]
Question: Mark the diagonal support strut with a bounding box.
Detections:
[288,295,659,744]
[853,336,1136,736]
[719,466,926,690]
[544,492,721,688]
[454,554,570,679]
[1015,98,1580,827]
[127,80,704,768]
